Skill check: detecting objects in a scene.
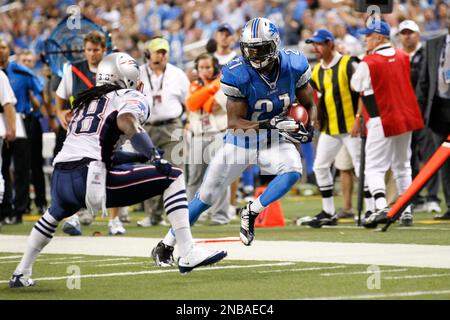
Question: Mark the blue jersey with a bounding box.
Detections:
[220,49,311,148]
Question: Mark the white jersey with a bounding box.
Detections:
[53,88,150,166]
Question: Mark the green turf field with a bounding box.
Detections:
[1,193,450,300]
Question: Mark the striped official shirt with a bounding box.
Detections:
[310,53,359,135]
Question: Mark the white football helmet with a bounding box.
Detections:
[96,52,140,89]
[240,17,280,70]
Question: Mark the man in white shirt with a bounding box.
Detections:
[138,37,190,227]
[0,69,17,223]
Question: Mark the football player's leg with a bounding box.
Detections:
[313,133,344,215]
[364,119,392,211]
[11,168,83,288]
[255,142,303,210]
[343,135,375,213]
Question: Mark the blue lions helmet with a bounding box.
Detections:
[240,17,280,70]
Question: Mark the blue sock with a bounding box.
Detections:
[188,197,211,225]
[169,197,211,237]
[301,143,315,176]
[260,172,301,206]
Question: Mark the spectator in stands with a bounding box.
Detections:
[416,12,450,220]
[213,23,237,67]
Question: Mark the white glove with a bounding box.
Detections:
[269,116,299,132]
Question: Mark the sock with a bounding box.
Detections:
[163,175,193,257]
[373,191,388,210]
[250,197,265,214]
[322,196,335,215]
[163,230,176,247]
[188,197,211,225]
[259,172,301,207]
[14,211,58,277]
[364,186,375,212]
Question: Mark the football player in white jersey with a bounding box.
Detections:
[9,53,227,288]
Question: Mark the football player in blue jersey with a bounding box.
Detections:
[152,18,316,265]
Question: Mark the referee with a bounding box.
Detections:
[306,29,374,228]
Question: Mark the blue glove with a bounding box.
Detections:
[150,148,172,176]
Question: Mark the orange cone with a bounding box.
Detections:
[254,186,286,228]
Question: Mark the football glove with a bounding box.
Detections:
[150,148,172,176]
[279,123,314,144]
[265,116,300,132]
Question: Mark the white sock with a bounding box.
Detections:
[322,197,335,215]
[374,197,388,211]
[163,230,176,247]
[250,197,265,214]
[14,211,58,277]
[163,175,193,257]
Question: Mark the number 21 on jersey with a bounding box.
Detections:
[252,93,290,121]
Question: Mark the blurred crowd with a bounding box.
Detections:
[0,0,449,231]
[0,0,449,70]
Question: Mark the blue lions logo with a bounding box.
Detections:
[268,23,278,36]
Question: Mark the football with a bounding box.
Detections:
[287,103,309,125]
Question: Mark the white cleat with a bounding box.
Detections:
[427,201,442,213]
[178,246,227,274]
[108,217,126,235]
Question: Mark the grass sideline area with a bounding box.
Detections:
[1,194,450,300]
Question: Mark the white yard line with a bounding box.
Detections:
[2,235,450,269]
[0,262,294,284]
[257,265,346,273]
[384,273,450,280]
[49,258,130,265]
[0,255,22,260]
[95,262,147,267]
[320,269,408,276]
[302,289,450,300]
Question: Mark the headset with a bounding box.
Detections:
[143,36,166,62]
[194,53,220,79]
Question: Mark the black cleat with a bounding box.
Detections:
[399,213,414,227]
[307,211,338,228]
[240,202,258,246]
[9,274,35,288]
[363,208,389,229]
[151,241,175,267]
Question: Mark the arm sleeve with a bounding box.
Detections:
[117,91,151,124]
[350,61,372,94]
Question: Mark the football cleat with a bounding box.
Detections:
[307,210,337,228]
[108,217,126,235]
[363,208,389,229]
[151,241,175,267]
[399,212,414,227]
[427,201,442,213]
[62,217,82,236]
[178,246,227,274]
[239,202,258,246]
[9,274,35,288]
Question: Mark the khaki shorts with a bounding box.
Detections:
[334,146,353,171]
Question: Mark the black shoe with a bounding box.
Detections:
[434,211,450,220]
[399,213,414,227]
[363,208,388,229]
[307,211,337,228]
[37,206,46,215]
[5,216,22,225]
[239,202,258,246]
[151,241,175,267]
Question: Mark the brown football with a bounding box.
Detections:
[287,103,309,125]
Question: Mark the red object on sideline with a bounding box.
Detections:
[254,187,286,228]
[387,135,450,219]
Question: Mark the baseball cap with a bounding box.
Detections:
[398,20,420,33]
[305,29,335,44]
[147,38,170,53]
[360,20,391,37]
[217,23,234,34]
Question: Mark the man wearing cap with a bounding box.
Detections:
[214,23,237,67]
[306,29,374,227]
[416,12,450,220]
[399,20,441,216]
[138,37,190,227]
[351,20,424,228]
